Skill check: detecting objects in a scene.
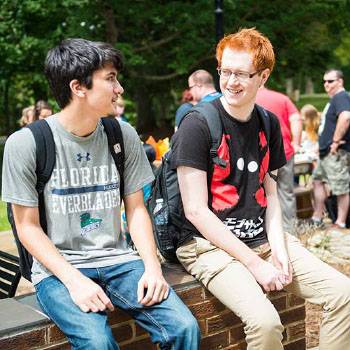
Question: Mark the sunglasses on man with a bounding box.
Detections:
[323,79,338,84]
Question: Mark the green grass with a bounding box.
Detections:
[296,94,329,112]
[0,201,11,231]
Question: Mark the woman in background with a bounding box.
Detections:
[34,100,52,120]
[19,106,35,127]
[300,104,320,162]
[174,89,195,131]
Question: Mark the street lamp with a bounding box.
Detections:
[215,0,224,44]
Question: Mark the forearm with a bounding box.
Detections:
[14,205,112,312]
[290,114,302,148]
[333,114,350,142]
[265,193,287,252]
[128,206,161,269]
[186,206,261,268]
[17,223,82,284]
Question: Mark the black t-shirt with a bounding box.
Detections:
[171,99,286,248]
[319,90,350,156]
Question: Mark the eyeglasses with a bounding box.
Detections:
[217,68,262,81]
[323,79,338,84]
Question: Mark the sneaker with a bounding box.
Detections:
[332,223,346,229]
[309,218,325,229]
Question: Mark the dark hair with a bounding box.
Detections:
[34,100,52,119]
[143,143,156,164]
[44,38,124,108]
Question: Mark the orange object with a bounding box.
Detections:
[157,137,169,159]
[145,136,159,160]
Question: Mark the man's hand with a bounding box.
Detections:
[330,140,345,155]
[291,141,301,154]
[248,258,287,292]
[66,274,114,313]
[271,249,293,286]
[137,268,169,306]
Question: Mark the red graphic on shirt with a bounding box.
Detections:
[211,134,239,211]
[255,131,269,207]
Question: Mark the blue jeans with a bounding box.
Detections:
[36,260,200,350]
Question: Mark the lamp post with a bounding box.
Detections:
[215,0,224,44]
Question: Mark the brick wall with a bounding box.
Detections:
[0,270,306,349]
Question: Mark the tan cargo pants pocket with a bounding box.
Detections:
[176,237,233,287]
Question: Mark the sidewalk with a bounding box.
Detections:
[0,230,35,296]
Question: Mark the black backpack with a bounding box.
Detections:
[148,102,272,262]
[6,117,125,282]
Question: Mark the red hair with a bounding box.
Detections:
[181,89,193,103]
[216,28,275,72]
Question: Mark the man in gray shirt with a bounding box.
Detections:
[2,38,200,350]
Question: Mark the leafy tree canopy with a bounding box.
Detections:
[0,0,348,136]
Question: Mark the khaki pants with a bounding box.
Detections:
[176,234,350,350]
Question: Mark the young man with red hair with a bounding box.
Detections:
[171,28,350,350]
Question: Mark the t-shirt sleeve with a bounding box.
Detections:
[268,114,287,171]
[334,92,350,116]
[2,128,38,206]
[285,97,299,118]
[120,122,155,196]
[171,112,211,171]
[175,103,193,127]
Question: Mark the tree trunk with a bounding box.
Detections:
[103,3,118,44]
[285,78,293,99]
[134,85,156,136]
[305,78,314,95]
[4,78,10,136]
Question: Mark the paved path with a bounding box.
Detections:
[0,230,35,295]
[0,230,17,256]
[306,226,350,264]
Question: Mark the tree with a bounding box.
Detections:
[0,0,349,136]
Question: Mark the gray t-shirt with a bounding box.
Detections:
[2,115,154,284]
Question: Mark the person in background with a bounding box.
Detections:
[34,100,53,120]
[300,104,320,163]
[188,69,221,104]
[175,70,222,130]
[19,105,35,127]
[175,89,194,131]
[312,69,350,229]
[256,86,302,235]
[114,95,128,122]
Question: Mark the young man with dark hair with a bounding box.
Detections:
[2,38,200,350]
[171,28,350,350]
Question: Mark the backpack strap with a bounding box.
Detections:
[255,104,271,142]
[190,102,226,168]
[27,120,56,194]
[101,117,125,200]
[27,119,56,233]
[255,104,277,181]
